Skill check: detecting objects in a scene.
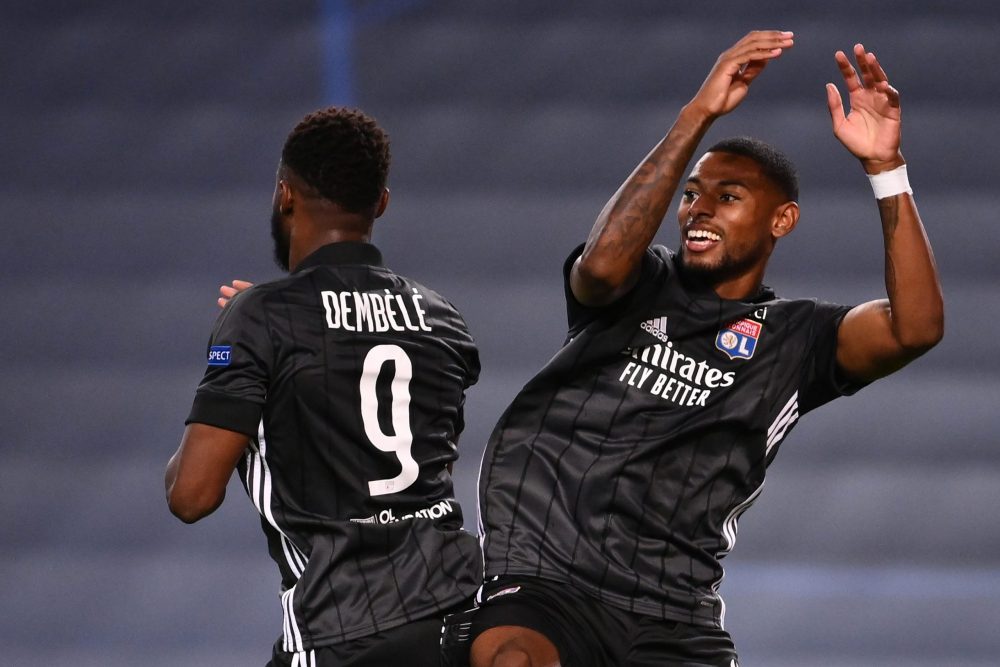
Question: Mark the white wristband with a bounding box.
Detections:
[867,164,912,199]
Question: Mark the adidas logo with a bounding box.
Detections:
[641,316,669,342]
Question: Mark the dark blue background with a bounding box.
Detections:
[2,2,997,664]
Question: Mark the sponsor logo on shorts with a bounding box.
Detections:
[207,345,232,366]
[486,586,521,602]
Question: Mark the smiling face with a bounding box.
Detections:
[677,151,798,298]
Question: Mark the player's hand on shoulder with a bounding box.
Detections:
[218,280,254,309]
[686,30,794,120]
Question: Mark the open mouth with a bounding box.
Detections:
[685,228,721,253]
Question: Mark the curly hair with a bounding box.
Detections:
[280,107,391,214]
[706,136,798,203]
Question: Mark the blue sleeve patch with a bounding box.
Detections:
[207,345,232,366]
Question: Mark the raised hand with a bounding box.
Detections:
[689,30,794,119]
[826,44,903,170]
[217,279,253,308]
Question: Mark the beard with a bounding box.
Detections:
[270,206,291,272]
[677,237,767,286]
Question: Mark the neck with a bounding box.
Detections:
[711,270,766,301]
[288,214,374,271]
[679,262,767,301]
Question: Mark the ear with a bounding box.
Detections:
[770,201,799,239]
[277,179,294,215]
[374,188,390,219]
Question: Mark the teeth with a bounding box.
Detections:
[687,229,721,242]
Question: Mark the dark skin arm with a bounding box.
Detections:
[827,45,944,381]
[471,30,796,667]
[569,30,795,307]
[165,423,249,523]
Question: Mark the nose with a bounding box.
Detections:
[687,193,714,219]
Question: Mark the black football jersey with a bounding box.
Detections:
[479,244,865,628]
[186,242,482,650]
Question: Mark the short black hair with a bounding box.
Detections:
[280,107,391,214]
[706,136,798,202]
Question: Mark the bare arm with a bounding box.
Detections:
[828,45,944,381]
[569,30,795,307]
[165,423,249,523]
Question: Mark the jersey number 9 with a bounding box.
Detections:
[360,344,419,496]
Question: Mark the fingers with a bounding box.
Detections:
[739,59,769,84]
[217,284,235,309]
[878,82,901,109]
[825,82,846,129]
[838,43,896,101]
[690,30,794,119]
[218,280,254,309]
[853,44,877,89]
[834,50,862,92]
[864,50,901,109]
[219,280,253,298]
[725,30,794,69]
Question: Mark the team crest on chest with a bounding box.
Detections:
[715,318,762,360]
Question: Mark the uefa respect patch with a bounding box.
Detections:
[715,318,762,361]
[207,345,232,366]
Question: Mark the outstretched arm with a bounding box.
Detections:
[569,30,795,307]
[828,45,944,381]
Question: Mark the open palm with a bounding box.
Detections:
[826,44,902,165]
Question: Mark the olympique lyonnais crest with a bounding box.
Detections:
[715,318,762,360]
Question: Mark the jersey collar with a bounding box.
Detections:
[293,241,384,273]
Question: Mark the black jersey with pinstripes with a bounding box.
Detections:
[479,244,865,628]
[186,241,482,649]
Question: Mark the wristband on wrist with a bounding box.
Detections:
[867,164,912,199]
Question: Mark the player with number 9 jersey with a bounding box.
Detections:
[187,240,481,653]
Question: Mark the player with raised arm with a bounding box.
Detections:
[165,107,482,667]
[463,31,943,667]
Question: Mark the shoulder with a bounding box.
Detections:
[756,296,853,343]
[212,276,306,333]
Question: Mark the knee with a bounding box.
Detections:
[470,626,560,667]
[490,646,532,667]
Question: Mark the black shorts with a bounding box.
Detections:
[465,576,738,667]
[268,601,472,667]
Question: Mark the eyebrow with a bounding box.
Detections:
[685,176,750,189]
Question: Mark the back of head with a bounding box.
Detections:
[706,136,798,202]
[281,107,392,214]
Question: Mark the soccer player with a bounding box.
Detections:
[466,31,943,666]
[165,107,483,667]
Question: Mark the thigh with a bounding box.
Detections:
[469,576,629,667]
[268,616,445,667]
[625,617,738,667]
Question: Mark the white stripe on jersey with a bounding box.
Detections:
[245,421,310,651]
[290,649,316,667]
[282,586,305,652]
[719,481,765,556]
[707,395,797,628]
[711,479,766,629]
[245,421,309,576]
[474,434,495,605]
[766,392,799,455]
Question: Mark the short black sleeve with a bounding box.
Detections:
[185,288,273,437]
[799,301,869,413]
[562,243,666,337]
